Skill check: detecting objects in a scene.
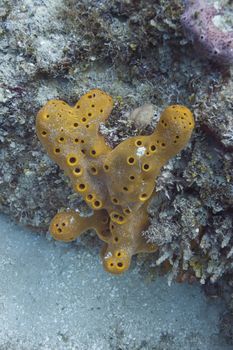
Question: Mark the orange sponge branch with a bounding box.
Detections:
[36,89,194,274]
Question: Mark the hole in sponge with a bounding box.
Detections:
[73,167,82,176]
[135,140,142,146]
[112,198,119,204]
[110,212,125,224]
[139,193,148,201]
[93,200,102,208]
[129,175,135,181]
[78,183,86,191]
[67,156,77,165]
[150,145,156,152]
[124,208,131,215]
[104,164,109,172]
[54,148,60,154]
[91,149,96,156]
[117,262,123,268]
[86,194,93,201]
[127,157,135,165]
[41,131,47,136]
[73,123,79,128]
[143,163,150,171]
[90,166,97,175]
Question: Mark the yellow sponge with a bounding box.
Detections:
[50,209,110,242]
[36,89,194,274]
[36,89,113,211]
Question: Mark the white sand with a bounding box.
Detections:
[0,214,230,350]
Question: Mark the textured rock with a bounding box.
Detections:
[0,0,232,286]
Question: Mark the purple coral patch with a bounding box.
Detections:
[181,0,233,65]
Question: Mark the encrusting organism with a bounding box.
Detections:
[181,0,233,65]
[36,89,194,274]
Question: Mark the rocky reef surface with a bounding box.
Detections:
[0,0,232,340]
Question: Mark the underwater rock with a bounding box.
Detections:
[0,0,232,286]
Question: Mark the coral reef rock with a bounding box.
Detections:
[0,0,232,285]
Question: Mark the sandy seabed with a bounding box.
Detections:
[0,214,231,350]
